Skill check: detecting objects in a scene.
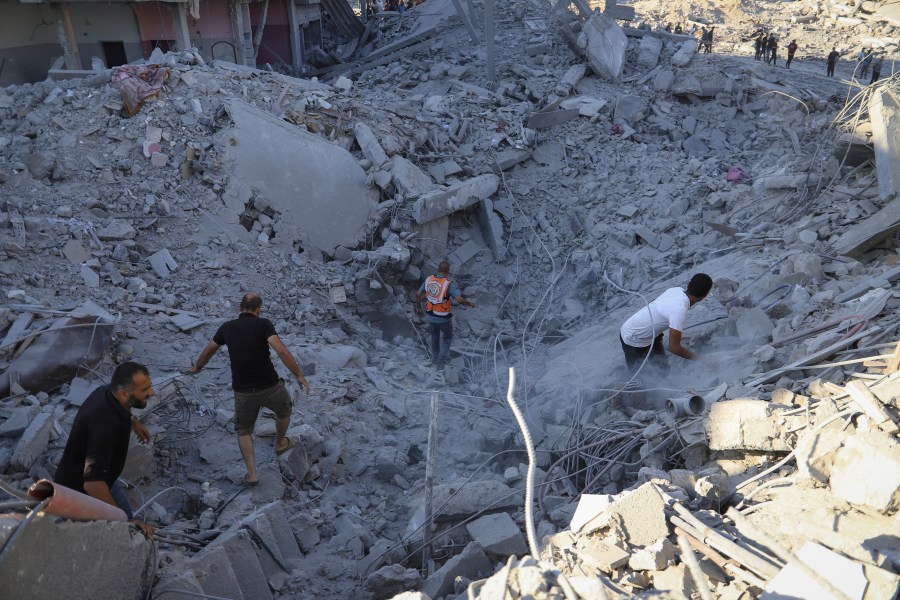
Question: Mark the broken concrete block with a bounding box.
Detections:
[614,94,646,125]
[494,148,532,170]
[25,151,56,180]
[96,220,136,241]
[705,400,792,452]
[869,88,900,200]
[391,156,434,198]
[557,64,587,95]
[277,439,312,483]
[412,175,500,224]
[207,530,273,600]
[80,265,100,288]
[682,135,709,157]
[187,545,243,600]
[638,35,663,68]
[365,565,421,600]
[431,480,522,520]
[577,537,630,572]
[607,483,669,546]
[478,198,506,261]
[421,541,491,599]
[795,429,849,483]
[11,412,52,470]
[148,249,178,278]
[764,542,870,600]
[736,307,774,343]
[63,240,90,265]
[465,512,528,556]
[333,75,353,92]
[0,405,39,438]
[829,432,900,512]
[671,39,698,67]
[790,253,825,283]
[374,447,407,482]
[150,152,169,167]
[570,493,615,534]
[354,122,388,168]
[427,161,462,183]
[652,563,695,597]
[526,109,579,130]
[578,12,628,80]
[629,538,676,571]
[653,70,676,92]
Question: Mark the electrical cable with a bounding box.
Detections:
[503,368,539,557]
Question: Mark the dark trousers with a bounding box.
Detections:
[827,63,836,76]
[429,319,453,365]
[110,479,134,520]
[769,52,777,65]
[786,53,795,68]
[620,334,667,372]
[871,69,881,84]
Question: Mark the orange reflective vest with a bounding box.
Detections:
[424,275,452,316]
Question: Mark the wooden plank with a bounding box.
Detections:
[1,313,34,350]
[885,338,900,373]
[845,380,899,433]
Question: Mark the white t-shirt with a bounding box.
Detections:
[620,287,690,348]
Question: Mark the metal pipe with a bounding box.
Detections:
[27,479,127,522]
[0,500,39,511]
[505,367,539,557]
[0,479,31,500]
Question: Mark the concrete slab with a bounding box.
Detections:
[421,541,491,599]
[869,88,900,200]
[412,175,500,224]
[208,530,273,600]
[465,512,528,556]
[526,109,579,130]
[705,400,792,451]
[833,197,900,258]
[637,34,663,68]
[223,99,376,253]
[579,12,628,80]
[0,516,153,599]
[190,544,245,599]
[11,412,52,470]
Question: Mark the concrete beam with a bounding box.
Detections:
[287,2,303,70]
[450,0,479,44]
[53,3,82,70]
[170,3,192,52]
[412,174,500,224]
[869,88,900,200]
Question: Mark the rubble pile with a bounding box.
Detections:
[1,0,900,598]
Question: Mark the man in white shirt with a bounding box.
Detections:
[619,273,713,371]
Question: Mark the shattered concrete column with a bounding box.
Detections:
[485,0,495,82]
[53,3,82,71]
[869,88,900,200]
[450,0,480,44]
[170,3,192,52]
[412,174,500,224]
[230,0,254,66]
[287,0,303,71]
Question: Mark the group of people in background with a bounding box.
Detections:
[753,31,797,68]
[855,47,885,83]
[366,0,415,16]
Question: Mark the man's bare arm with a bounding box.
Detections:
[268,335,311,394]
[667,328,696,360]
[188,341,220,373]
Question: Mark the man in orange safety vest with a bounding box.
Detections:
[415,261,476,367]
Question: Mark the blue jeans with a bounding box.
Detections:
[429,319,453,364]
[110,479,134,520]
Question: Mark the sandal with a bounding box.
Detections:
[275,437,298,456]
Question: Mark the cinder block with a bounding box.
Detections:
[465,513,528,556]
[209,530,272,600]
[189,544,245,600]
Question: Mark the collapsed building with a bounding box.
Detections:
[1,0,900,598]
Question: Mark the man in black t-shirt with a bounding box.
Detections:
[188,292,310,486]
[54,362,156,537]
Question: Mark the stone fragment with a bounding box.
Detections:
[577,537,630,572]
[682,135,709,156]
[705,400,792,451]
[11,412,53,470]
[653,70,675,92]
[26,151,56,179]
[607,483,669,546]
[391,156,434,198]
[629,538,676,571]
[412,175,500,224]
[465,512,528,556]
[795,429,850,483]
[374,447,407,482]
[578,12,628,80]
[637,35,663,68]
[671,40,698,67]
[97,220,136,241]
[148,249,178,278]
[614,94,646,125]
[80,265,100,288]
[736,308,774,343]
[421,542,491,599]
[333,76,353,92]
[652,563,695,597]
[150,153,169,167]
[365,565,421,600]
[0,406,40,437]
[354,122,388,168]
[829,432,900,512]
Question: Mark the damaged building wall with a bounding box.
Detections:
[0,1,65,85]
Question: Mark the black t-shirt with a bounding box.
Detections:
[213,313,280,392]
[55,385,132,493]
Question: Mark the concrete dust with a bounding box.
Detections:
[1,0,900,598]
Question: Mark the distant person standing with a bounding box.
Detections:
[754,33,763,61]
[768,37,779,65]
[697,27,707,52]
[674,23,683,35]
[860,49,874,78]
[766,33,776,62]
[706,26,715,53]
[827,47,840,77]
[871,53,884,84]
[786,40,798,68]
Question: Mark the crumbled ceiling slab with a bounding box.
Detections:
[221,99,377,253]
